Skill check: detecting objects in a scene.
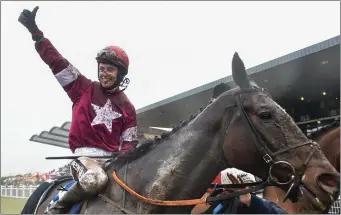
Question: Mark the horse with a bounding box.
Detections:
[22,53,339,214]
[311,122,340,172]
[263,122,340,213]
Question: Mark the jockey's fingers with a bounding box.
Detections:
[237,175,244,184]
[226,173,234,183]
[224,188,237,193]
[227,173,239,184]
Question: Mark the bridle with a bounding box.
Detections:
[227,87,321,203]
[205,87,325,209]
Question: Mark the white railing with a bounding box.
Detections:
[1,185,39,199]
[329,196,340,214]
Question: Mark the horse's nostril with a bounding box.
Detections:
[317,173,340,196]
[325,178,337,186]
[318,173,340,187]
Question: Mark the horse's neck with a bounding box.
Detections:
[317,128,340,171]
[112,133,226,213]
[315,127,339,143]
[139,126,226,195]
[117,103,230,213]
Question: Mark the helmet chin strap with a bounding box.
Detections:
[99,76,129,95]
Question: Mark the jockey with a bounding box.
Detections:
[18,6,138,214]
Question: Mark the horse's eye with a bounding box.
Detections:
[259,112,272,120]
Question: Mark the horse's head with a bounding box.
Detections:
[215,52,340,213]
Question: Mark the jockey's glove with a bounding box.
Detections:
[18,6,44,42]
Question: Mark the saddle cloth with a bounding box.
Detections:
[44,180,84,214]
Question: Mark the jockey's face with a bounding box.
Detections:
[98,63,119,88]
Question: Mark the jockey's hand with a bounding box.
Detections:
[18,6,39,33]
[225,173,252,207]
[120,150,131,155]
[120,142,135,154]
[118,147,135,160]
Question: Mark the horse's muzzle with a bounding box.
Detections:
[301,170,340,212]
[316,173,340,201]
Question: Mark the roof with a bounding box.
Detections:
[136,35,340,114]
[29,122,165,148]
[30,122,70,148]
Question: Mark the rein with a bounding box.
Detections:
[112,170,274,206]
[112,171,207,206]
[111,170,272,206]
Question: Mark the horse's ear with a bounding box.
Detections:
[232,52,250,89]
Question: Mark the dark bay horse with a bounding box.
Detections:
[263,122,340,213]
[24,53,339,214]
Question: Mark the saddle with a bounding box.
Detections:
[21,176,72,214]
[23,176,89,214]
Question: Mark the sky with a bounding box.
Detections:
[1,1,340,176]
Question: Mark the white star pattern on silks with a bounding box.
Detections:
[91,99,122,133]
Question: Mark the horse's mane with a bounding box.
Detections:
[116,85,242,164]
[116,106,208,162]
[307,120,340,140]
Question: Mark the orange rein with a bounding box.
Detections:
[112,171,207,206]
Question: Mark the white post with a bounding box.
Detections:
[29,185,32,197]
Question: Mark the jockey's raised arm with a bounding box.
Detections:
[19,6,91,104]
[34,35,91,103]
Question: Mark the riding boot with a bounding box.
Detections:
[47,183,89,214]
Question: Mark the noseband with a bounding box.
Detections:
[233,87,320,202]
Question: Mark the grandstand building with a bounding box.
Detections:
[30,35,340,148]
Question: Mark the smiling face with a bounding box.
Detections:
[98,63,119,89]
